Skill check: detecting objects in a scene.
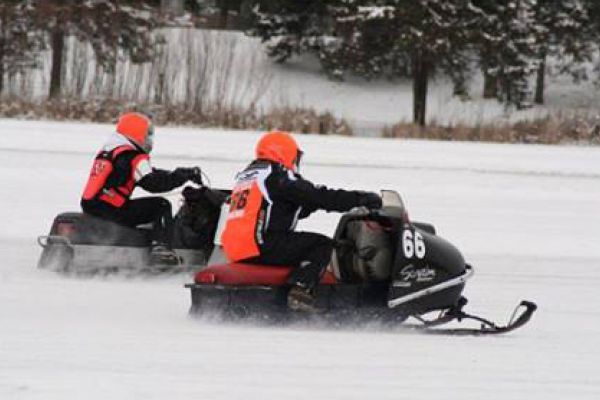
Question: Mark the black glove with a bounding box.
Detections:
[182,185,205,202]
[357,191,383,210]
[173,167,202,184]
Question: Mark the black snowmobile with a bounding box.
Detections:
[185,190,537,335]
[37,185,229,274]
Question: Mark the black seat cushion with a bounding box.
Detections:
[51,212,150,247]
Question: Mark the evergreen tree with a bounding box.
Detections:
[249,0,332,62]
[0,1,44,95]
[471,0,540,108]
[532,0,589,104]
[579,0,600,85]
[30,0,162,99]
[324,1,475,125]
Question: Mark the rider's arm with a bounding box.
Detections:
[271,170,376,212]
[134,158,187,193]
[298,206,317,219]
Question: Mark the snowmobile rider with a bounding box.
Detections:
[221,130,383,311]
[81,112,202,264]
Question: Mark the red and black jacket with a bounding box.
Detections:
[81,144,187,209]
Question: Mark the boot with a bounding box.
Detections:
[149,242,180,267]
[287,285,321,313]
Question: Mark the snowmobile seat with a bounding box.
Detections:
[49,212,151,247]
[195,263,337,286]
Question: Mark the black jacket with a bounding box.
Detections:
[251,160,367,235]
[107,151,186,194]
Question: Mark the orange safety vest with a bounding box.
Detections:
[221,165,272,262]
[81,145,149,208]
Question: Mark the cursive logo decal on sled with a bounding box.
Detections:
[393,264,436,287]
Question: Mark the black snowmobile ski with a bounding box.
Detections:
[402,299,538,336]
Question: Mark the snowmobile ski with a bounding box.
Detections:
[404,299,538,336]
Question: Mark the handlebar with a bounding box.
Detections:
[349,205,408,224]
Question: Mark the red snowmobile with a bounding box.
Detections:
[185,191,537,335]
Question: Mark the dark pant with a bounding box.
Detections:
[246,231,334,290]
[82,197,174,248]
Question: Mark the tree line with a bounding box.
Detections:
[249,0,597,125]
[1,1,599,127]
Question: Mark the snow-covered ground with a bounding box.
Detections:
[1,119,599,399]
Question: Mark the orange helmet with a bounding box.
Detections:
[255,130,302,171]
[116,112,154,153]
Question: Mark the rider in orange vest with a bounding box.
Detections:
[81,112,201,264]
[221,131,382,311]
